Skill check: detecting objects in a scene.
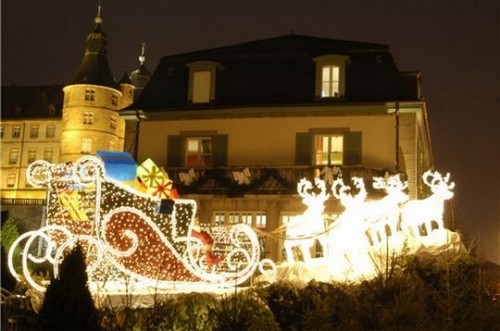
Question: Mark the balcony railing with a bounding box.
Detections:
[168,165,404,197]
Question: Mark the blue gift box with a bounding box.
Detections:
[96,151,137,183]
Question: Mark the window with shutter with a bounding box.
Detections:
[296,130,362,166]
[167,133,228,167]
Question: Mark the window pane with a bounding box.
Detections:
[214,212,225,226]
[186,137,212,167]
[241,213,252,225]
[46,125,55,138]
[44,148,53,162]
[83,112,94,124]
[12,127,21,138]
[9,148,19,164]
[314,134,343,165]
[85,89,95,101]
[28,148,37,163]
[193,70,211,103]
[30,126,39,138]
[321,65,340,97]
[7,175,16,187]
[82,138,92,154]
[322,66,330,81]
[330,135,343,165]
[255,214,267,229]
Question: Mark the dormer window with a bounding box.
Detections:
[321,65,340,97]
[187,61,220,104]
[313,55,348,99]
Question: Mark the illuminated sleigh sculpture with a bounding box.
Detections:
[9,156,275,294]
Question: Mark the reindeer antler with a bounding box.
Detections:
[297,178,313,198]
[332,178,349,199]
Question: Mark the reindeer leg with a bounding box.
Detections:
[319,235,329,258]
[300,241,312,262]
[284,241,295,263]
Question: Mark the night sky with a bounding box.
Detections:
[2,0,499,263]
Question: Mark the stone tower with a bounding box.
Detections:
[60,4,125,162]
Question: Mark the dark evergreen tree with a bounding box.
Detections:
[38,244,100,331]
[1,244,17,292]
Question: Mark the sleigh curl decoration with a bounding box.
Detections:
[9,156,276,294]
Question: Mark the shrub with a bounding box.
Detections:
[211,291,279,331]
[38,244,100,331]
[256,282,302,330]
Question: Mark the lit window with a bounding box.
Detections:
[313,55,348,99]
[213,211,266,229]
[111,93,118,106]
[83,112,94,125]
[192,70,211,103]
[46,125,56,138]
[12,126,21,139]
[81,138,92,154]
[255,214,267,229]
[85,89,95,101]
[27,148,37,163]
[214,213,225,226]
[9,148,19,164]
[110,116,117,129]
[7,175,16,188]
[241,213,253,226]
[29,125,39,139]
[187,61,219,104]
[321,65,340,97]
[44,148,53,162]
[314,134,344,165]
[186,137,212,167]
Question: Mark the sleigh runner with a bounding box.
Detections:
[9,156,276,294]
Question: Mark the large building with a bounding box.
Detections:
[1,9,435,261]
[127,33,433,259]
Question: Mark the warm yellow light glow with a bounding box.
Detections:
[284,178,329,263]
[10,156,276,295]
[278,171,463,284]
[11,159,461,291]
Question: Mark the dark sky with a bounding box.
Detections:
[2,0,499,263]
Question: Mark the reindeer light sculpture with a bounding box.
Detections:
[284,178,329,263]
[327,177,376,280]
[401,170,455,236]
[362,174,409,245]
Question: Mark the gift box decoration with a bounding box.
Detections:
[137,158,176,198]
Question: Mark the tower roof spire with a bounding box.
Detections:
[139,42,146,66]
[95,1,103,26]
[69,0,117,89]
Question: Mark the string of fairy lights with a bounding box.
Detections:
[10,156,276,294]
[9,154,462,293]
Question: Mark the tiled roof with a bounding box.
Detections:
[1,85,64,119]
[130,34,417,111]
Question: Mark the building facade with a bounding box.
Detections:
[1,8,149,209]
[128,34,434,259]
